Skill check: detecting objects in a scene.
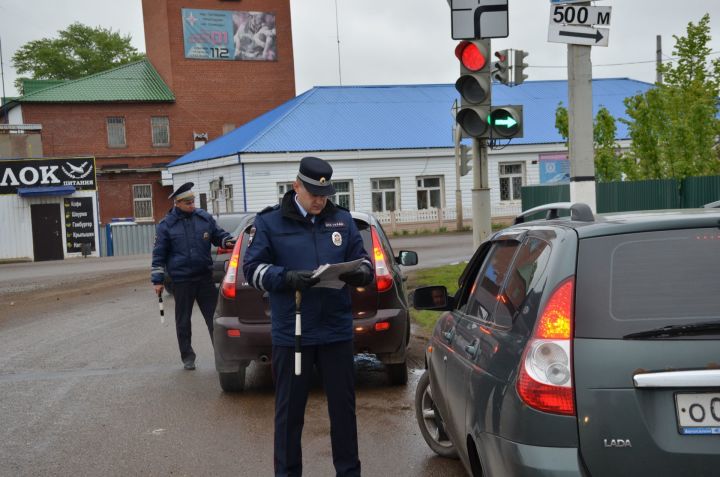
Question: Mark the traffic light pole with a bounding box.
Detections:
[471,137,492,249]
[454,126,464,232]
[567,6,597,211]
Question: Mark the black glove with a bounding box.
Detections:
[339,263,374,287]
[285,270,320,291]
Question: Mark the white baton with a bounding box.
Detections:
[295,291,302,376]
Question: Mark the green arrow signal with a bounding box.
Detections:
[491,116,517,128]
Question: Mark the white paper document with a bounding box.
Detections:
[311,258,365,289]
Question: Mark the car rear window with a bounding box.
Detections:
[575,228,720,338]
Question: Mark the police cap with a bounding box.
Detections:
[169,182,195,201]
[297,157,335,196]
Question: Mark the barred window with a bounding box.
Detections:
[151,116,170,146]
[106,117,126,147]
[277,182,294,202]
[133,184,153,220]
[499,163,524,201]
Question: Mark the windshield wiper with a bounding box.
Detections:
[623,321,720,339]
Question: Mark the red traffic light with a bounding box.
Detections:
[455,41,487,72]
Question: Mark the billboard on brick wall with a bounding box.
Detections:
[0,157,97,195]
[182,8,277,61]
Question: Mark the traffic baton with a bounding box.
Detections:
[158,291,165,325]
[295,290,302,375]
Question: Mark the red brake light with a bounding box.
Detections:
[227,329,241,337]
[221,232,244,299]
[374,322,390,332]
[516,277,575,416]
[370,227,393,292]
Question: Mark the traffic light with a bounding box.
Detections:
[459,144,471,176]
[488,105,523,138]
[512,50,529,85]
[454,40,491,139]
[492,49,510,85]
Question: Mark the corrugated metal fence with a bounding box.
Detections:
[521,175,720,213]
[101,223,156,257]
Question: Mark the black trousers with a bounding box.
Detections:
[272,340,361,477]
[172,278,217,362]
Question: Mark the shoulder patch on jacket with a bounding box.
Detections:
[258,204,278,215]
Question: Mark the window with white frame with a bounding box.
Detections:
[416,176,443,210]
[371,178,399,212]
[224,184,233,212]
[151,116,170,146]
[499,163,524,201]
[330,180,353,210]
[210,179,220,214]
[277,182,294,202]
[133,184,153,220]
[106,117,126,147]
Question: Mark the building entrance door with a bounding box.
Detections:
[31,203,64,261]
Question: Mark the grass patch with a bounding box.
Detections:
[406,262,467,333]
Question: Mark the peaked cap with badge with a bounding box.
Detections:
[297,157,335,196]
[169,182,195,201]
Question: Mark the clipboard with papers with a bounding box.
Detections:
[311,258,365,289]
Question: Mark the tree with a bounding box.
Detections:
[554,103,630,182]
[12,22,145,93]
[621,14,720,180]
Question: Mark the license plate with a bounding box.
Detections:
[675,393,720,435]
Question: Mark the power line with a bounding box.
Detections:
[529,50,720,69]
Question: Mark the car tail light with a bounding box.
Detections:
[227,329,241,337]
[221,233,244,299]
[517,278,575,416]
[374,322,390,332]
[370,227,393,292]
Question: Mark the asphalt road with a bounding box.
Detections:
[0,232,473,476]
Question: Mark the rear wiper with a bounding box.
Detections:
[623,321,720,339]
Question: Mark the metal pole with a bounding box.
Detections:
[471,137,491,249]
[567,37,596,211]
[656,35,663,85]
[454,125,463,232]
[0,35,7,124]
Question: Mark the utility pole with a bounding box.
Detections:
[472,138,491,249]
[567,40,596,211]
[656,35,663,84]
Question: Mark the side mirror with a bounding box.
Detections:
[397,250,418,266]
[412,285,452,311]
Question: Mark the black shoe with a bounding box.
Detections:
[183,359,196,370]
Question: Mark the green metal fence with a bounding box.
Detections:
[521,175,720,213]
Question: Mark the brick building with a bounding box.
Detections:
[1,0,295,225]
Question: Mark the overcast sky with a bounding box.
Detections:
[1,0,719,98]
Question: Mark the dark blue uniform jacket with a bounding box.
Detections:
[243,192,372,346]
[151,207,231,284]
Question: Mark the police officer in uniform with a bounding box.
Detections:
[151,182,236,370]
[243,157,373,477]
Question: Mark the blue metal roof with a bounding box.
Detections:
[169,78,653,167]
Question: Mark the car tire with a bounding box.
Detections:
[415,370,458,458]
[218,368,246,392]
[387,361,408,386]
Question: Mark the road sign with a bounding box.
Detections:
[548,24,609,47]
[550,4,611,26]
[451,0,509,39]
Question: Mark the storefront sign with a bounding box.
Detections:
[182,8,277,61]
[539,153,570,184]
[64,197,96,253]
[0,157,96,195]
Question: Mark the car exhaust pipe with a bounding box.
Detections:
[259,354,270,363]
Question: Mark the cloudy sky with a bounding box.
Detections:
[0,0,719,98]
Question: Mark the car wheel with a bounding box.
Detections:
[387,361,408,386]
[415,370,458,458]
[218,368,246,392]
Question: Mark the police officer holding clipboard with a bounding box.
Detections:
[243,157,373,477]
